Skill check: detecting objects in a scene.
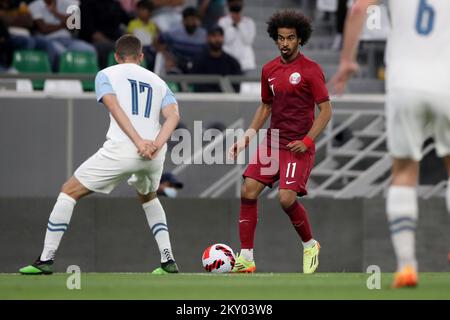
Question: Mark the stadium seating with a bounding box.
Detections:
[12,50,51,90]
[59,51,99,91]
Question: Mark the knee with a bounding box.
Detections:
[241,183,259,200]
[60,180,72,195]
[60,176,90,201]
[391,159,419,186]
[278,191,296,210]
[139,191,157,204]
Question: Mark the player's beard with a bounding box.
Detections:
[280,46,299,62]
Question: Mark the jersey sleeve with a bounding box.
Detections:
[28,2,43,20]
[95,71,115,104]
[161,86,178,109]
[261,66,273,105]
[309,64,330,104]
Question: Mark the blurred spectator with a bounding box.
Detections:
[0,1,33,31]
[157,172,184,198]
[79,0,129,69]
[0,19,13,70]
[218,0,255,72]
[197,0,225,30]
[331,0,348,51]
[152,0,184,33]
[191,25,241,92]
[127,0,159,70]
[29,0,96,70]
[119,0,140,16]
[0,0,36,51]
[159,6,206,74]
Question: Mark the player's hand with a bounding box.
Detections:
[287,140,308,153]
[228,137,248,160]
[137,139,157,159]
[328,60,359,95]
[148,143,162,160]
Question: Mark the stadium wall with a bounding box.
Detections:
[1,198,448,273]
[0,93,385,198]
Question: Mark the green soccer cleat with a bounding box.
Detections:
[231,254,256,273]
[303,241,320,274]
[151,259,179,274]
[19,258,54,275]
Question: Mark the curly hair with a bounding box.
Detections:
[267,10,313,46]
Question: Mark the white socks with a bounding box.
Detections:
[386,186,418,271]
[240,249,253,261]
[40,193,76,261]
[302,239,317,249]
[143,198,174,263]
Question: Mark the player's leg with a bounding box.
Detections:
[21,144,132,275]
[385,90,424,287]
[278,189,314,246]
[233,141,278,273]
[232,177,266,273]
[128,146,178,274]
[278,189,319,274]
[137,191,179,274]
[236,177,266,263]
[278,148,319,273]
[388,159,419,287]
[19,177,92,275]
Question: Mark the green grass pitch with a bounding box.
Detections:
[1,273,449,300]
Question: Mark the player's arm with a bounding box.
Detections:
[151,103,180,159]
[34,18,65,34]
[198,0,210,21]
[329,0,379,94]
[287,101,332,153]
[102,94,156,158]
[228,102,271,159]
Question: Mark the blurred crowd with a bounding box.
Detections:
[0,0,257,92]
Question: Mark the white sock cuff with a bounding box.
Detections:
[387,186,418,219]
[57,192,76,205]
[302,239,316,248]
[142,197,161,210]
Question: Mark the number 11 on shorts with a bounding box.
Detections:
[286,162,297,178]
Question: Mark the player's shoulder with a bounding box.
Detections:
[99,64,166,85]
[262,56,281,74]
[298,54,325,75]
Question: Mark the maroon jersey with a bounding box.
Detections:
[261,53,329,149]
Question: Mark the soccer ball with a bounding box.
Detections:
[202,243,236,273]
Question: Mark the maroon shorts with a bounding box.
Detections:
[243,143,315,196]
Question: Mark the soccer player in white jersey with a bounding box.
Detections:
[19,34,181,275]
[330,0,450,287]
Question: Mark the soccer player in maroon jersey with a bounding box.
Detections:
[228,10,332,273]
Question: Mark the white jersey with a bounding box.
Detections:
[95,63,177,143]
[385,0,450,94]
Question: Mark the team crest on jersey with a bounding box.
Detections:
[289,72,301,85]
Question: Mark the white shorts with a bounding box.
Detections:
[386,89,450,161]
[74,140,166,195]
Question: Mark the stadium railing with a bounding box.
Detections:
[1,89,444,199]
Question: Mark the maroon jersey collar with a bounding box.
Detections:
[279,51,303,65]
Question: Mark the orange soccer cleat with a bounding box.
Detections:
[392,265,418,288]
